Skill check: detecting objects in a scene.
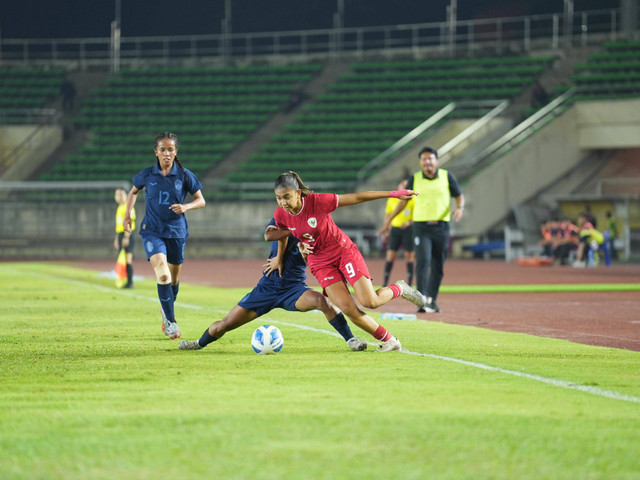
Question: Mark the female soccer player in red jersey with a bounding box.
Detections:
[272,171,427,352]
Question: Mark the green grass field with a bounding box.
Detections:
[1,262,639,480]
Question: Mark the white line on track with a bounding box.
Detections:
[7,267,640,405]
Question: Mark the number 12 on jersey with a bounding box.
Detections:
[158,191,170,205]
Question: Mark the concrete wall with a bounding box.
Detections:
[453,106,585,237]
[0,125,63,181]
[576,99,640,149]
[362,120,474,191]
[0,197,388,259]
[0,126,37,164]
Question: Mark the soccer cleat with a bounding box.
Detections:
[395,280,427,308]
[179,340,202,350]
[160,308,181,339]
[163,320,181,340]
[418,302,441,313]
[376,336,402,352]
[347,337,368,351]
[160,307,170,334]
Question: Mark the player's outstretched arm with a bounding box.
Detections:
[338,189,417,208]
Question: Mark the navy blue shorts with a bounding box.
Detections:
[238,282,310,317]
[141,235,186,265]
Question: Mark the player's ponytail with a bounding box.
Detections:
[174,155,193,192]
[274,171,312,196]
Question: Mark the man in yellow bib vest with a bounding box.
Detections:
[381,147,464,313]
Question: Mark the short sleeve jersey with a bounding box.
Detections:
[257,219,307,287]
[273,192,355,268]
[115,204,135,233]
[132,162,203,238]
[385,196,414,228]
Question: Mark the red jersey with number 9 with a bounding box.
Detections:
[274,192,356,269]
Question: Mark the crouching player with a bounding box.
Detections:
[178,219,367,351]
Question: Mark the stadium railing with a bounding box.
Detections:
[0,9,619,70]
[448,87,577,181]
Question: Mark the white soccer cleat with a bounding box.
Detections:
[376,336,402,353]
[160,307,170,334]
[179,340,202,350]
[162,319,181,340]
[164,321,181,340]
[347,337,368,351]
[395,280,427,308]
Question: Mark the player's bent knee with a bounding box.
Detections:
[360,301,379,309]
[359,296,384,309]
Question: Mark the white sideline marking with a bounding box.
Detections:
[7,267,640,405]
[267,320,640,405]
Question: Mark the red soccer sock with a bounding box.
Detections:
[388,284,402,298]
[373,325,393,342]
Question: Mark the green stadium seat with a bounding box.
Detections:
[38,64,322,187]
[218,55,554,193]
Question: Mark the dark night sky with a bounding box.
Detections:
[1,0,619,39]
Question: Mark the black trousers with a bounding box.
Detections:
[413,222,450,301]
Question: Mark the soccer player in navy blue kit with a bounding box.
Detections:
[178,219,367,352]
[123,132,206,339]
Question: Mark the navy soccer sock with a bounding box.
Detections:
[329,313,354,341]
[383,261,393,287]
[157,283,175,321]
[407,262,414,286]
[198,328,218,348]
[172,282,180,301]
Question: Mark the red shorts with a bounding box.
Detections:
[309,246,371,290]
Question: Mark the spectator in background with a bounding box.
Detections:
[553,219,579,265]
[573,212,604,268]
[60,79,76,114]
[583,203,597,228]
[284,85,306,113]
[539,219,578,265]
[538,219,560,257]
[531,80,549,108]
[605,210,618,260]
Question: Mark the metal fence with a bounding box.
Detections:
[0,9,620,70]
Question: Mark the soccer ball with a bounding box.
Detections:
[251,325,284,355]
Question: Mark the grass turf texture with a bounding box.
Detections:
[1,262,639,480]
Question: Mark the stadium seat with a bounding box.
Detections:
[213,54,554,198]
[39,64,322,184]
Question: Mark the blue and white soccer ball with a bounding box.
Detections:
[251,325,284,355]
